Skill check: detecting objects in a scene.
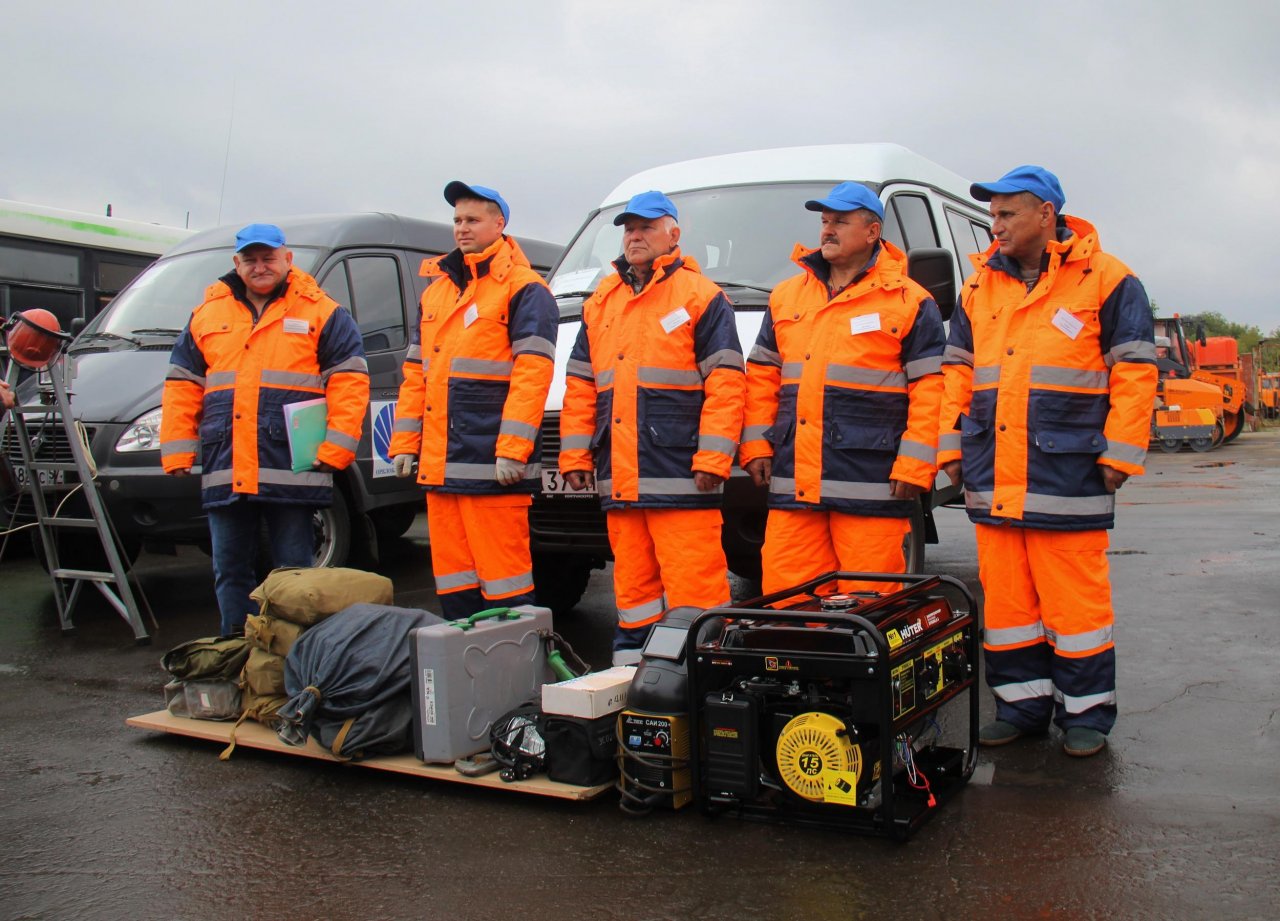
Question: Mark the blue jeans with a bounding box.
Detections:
[208,499,315,636]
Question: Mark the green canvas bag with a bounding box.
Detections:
[161,635,250,682]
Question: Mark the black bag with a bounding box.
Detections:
[543,714,619,787]
[277,603,443,759]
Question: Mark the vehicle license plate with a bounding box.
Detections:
[540,469,595,497]
[13,465,66,488]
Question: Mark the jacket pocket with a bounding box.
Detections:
[827,414,898,452]
[646,410,699,448]
[198,409,232,446]
[959,412,989,440]
[1035,429,1107,454]
[448,379,507,435]
[1032,391,1107,429]
[764,411,796,447]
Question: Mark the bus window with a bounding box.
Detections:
[3,284,83,331]
[0,241,80,286]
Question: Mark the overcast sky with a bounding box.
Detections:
[3,0,1277,331]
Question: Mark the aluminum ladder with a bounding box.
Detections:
[3,357,152,643]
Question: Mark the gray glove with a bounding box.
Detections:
[393,454,416,478]
[495,456,525,485]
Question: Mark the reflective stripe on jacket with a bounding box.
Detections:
[740,240,945,516]
[938,214,1157,530]
[559,249,745,510]
[388,235,556,494]
[160,268,369,508]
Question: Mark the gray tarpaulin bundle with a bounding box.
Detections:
[277,603,443,759]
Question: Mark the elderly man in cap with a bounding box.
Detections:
[740,183,945,596]
[390,182,557,620]
[559,190,745,664]
[938,165,1156,757]
[161,223,369,636]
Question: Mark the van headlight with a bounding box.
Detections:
[116,407,164,452]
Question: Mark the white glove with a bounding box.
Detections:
[495,456,525,485]
[393,454,416,478]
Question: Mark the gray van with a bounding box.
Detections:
[3,213,561,569]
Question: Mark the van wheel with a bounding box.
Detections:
[313,489,351,568]
[533,553,599,616]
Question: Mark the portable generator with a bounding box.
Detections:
[686,572,978,839]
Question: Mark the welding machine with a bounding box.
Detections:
[686,572,978,839]
[615,606,711,815]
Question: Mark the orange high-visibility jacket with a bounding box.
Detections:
[161,267,369,507]
[559,249,745,509]
[938,214,1157,530]
[740,240,945,516]
[389,235,556,493]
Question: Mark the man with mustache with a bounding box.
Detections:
[741,183,946,596]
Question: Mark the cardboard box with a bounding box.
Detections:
[541,666,636,719]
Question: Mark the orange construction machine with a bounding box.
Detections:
[1151,316,1248,453]
[1259,372,1280,420]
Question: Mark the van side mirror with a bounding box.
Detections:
[906,247,956,321]
[70,317,87,338]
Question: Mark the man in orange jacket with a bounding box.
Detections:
[161,224,369,636]
[390,182,557,620]
[559,191,745,664]
[939,166,1157,757]
[740,183,945,596]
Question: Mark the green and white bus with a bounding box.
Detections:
[0,199,193,331]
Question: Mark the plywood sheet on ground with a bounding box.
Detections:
[126,710,613,801]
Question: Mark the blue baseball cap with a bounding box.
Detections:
[613,190,679,226]
[970,165,1066,212]
[804,182,885,220]
[444,180,510,222]
[235,223,286,251]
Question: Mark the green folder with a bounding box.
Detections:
[284,398,328,473]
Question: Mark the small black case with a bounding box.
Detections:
[543,713,619,787]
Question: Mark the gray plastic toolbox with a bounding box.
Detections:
[410,605,555,763]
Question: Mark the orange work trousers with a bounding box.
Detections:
[606,507,730,665]
[762,509,909,596]
[426,492,534,621]
[975,524,1117,733]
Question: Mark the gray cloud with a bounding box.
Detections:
[3,0,1276,330]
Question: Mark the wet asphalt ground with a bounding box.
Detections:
[1,432,1278,921]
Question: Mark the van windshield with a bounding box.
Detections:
[549,182,843,311]
[87,247,321,337]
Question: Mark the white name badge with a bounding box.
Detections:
[283,318,310,334]
[1052,308,1084,340]
[660,306,691,334]
[463,304,479,328]
[849,313,880,335]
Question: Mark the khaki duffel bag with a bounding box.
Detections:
[242,646,287,697]
[245,612,306,657]
[250,567,394,626]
